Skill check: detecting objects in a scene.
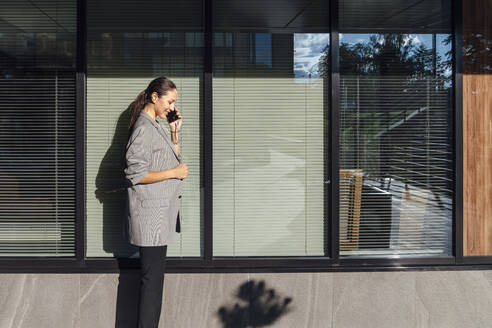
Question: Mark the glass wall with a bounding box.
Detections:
[0,0,77,256]
[0,0,460,264]
[86,0,203,257]
[338,0,454,257]
[212,0,330,256]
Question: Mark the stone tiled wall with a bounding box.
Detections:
[1,270,492,327]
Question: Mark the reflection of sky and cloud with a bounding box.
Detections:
[293,33,329,79]
[292,33,452,80]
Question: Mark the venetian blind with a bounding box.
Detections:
[338,0,454,257]
[339,75,453,256]
[86,0,203,257]
[0,0,77,256]
[212,0,330,256]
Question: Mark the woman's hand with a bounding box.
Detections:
[168,108,182,132]
[173,163,189,179]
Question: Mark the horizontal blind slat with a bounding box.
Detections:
[1,0,77,257]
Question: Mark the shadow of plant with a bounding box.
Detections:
[218,280,293,328]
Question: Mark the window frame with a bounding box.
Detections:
[0,0,478,273]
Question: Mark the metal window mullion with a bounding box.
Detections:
[204,0,213,267]
[330,0,340,262]
[75,0,87,266]
[452,0,463,263]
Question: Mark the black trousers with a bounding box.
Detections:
[137,245,167,328]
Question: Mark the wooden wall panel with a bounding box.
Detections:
[463,0,492,256]
[463,74,492,256]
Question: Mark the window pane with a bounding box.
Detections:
[86,0,203,258]
[212,1,329,256]
[0,0,76,256]
[339,0,453,257]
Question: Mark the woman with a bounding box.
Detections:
[124,76,189,328]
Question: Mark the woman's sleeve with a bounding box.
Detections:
[124,125,152,186]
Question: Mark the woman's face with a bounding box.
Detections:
[152,89,178,120]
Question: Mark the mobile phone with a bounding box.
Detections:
[166,109,179,123]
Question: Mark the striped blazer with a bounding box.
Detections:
[124,110,182,247]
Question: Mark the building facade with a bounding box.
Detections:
[1,0,492,327]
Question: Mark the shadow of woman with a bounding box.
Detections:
[93,101,143,327]
[94,102,138,257]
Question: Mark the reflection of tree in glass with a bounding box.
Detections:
[218,280,293,328]
[319,33,452,79]
[318,33,454,191]
[463,32,492,73]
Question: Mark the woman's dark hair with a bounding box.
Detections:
[128,76,177,129]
